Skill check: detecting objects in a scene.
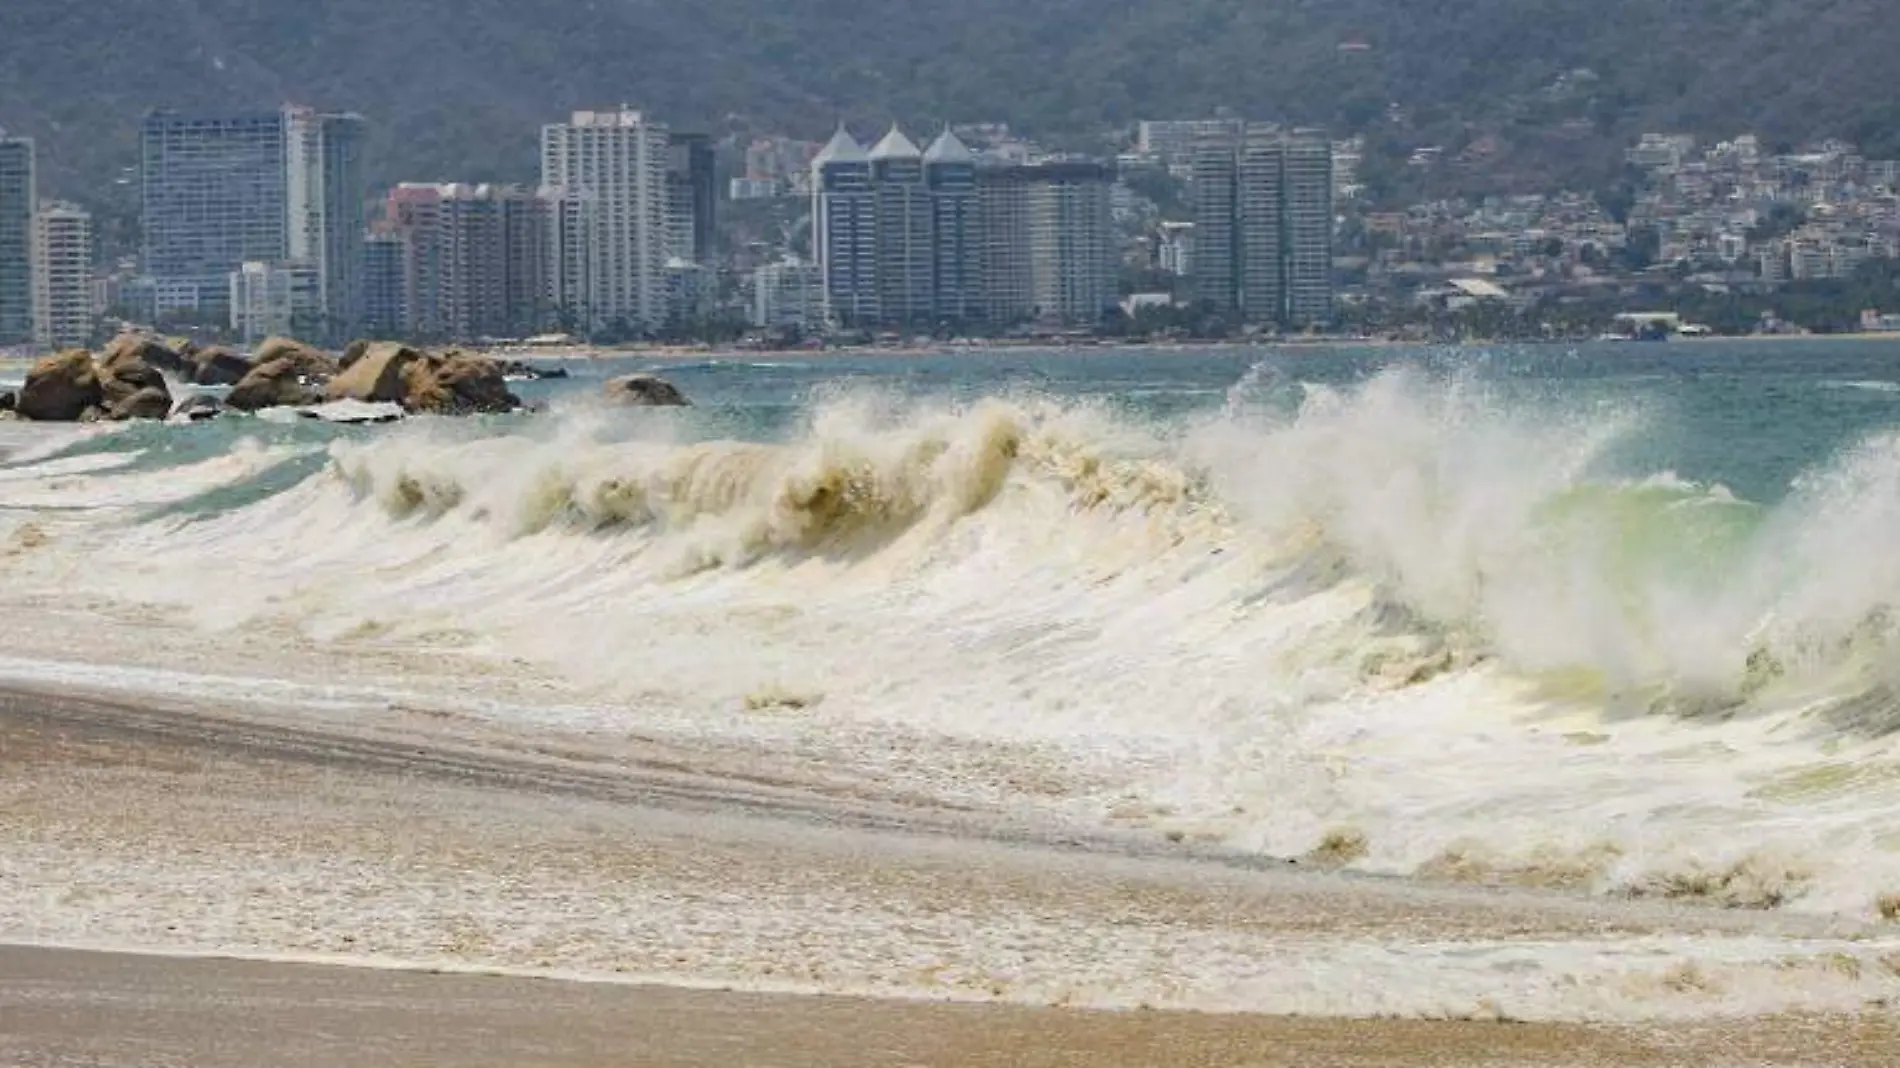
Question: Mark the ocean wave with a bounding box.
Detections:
[92,366,1900,710]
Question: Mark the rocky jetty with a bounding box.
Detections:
[3,333,684,423]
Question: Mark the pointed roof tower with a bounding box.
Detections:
[812,124,867,167]
[923,125,976,165]
[868,123,922,161]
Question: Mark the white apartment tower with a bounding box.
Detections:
[285,108,368,339]
[813,124,982,330]
[977,161,1116,327]
[31,202,92,350]
[1192,123,1333,328]
[541,109,670,335]
[1282,129,1335,327]
[924,128,981,325]
[0,135,34,346]
[1028,163,1114,325]
[868,125,935,328]
[811,127,877,326]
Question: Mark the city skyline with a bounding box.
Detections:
[42,92,1900,347]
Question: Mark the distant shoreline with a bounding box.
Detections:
[472,331,1900,362]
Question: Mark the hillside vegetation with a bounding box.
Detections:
[3,0,1897,198]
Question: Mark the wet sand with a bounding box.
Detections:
[1,686,1898,1066]
[11,943,1897,1068]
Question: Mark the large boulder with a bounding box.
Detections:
[226,356,320,411]
[325,342,424,404]
[98,354,170,412]
[17,349,103,421]
[251,336,339,379]
[99,333,189,376]
[602,373,690,407]
[401,353,521,415]
[186,346,251,386]
[106,387,173,421]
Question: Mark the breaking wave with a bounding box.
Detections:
[281,367,1900,711]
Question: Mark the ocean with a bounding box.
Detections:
[7,338,1900,1023]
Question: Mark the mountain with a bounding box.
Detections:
[3,0,1898,202]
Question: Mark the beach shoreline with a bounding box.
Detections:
[2,684,1899,1065]
[8,942,1898,1068]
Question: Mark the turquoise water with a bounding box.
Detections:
[42,339,1900,509]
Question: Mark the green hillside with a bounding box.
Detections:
[3,0,1897,200]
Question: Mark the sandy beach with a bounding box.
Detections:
[2,686,1898,1066]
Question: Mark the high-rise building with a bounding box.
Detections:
[286,108,368,339]
[542,189,590,337]
[140,106,366,338]
[923,128,981,325]
[813,124,983,330]
[385,184,445,337]
[0,134,35,346]
[868,125,934,328]
[1191,123,1333,329]
[1282,129,1335,328]
[1027,162,1115,326]
[1190,130,1239,313]
[1236,126,1287,322]
[541,109,670,335]
[432,184,550,341]
[810,127,877,326]
[31,202,92,350]
[360,231,405,338]
[381,183,553,342]
[977,161,1116,327]
[666,132,717,265]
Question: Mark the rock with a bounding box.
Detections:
[325,342,424,404]
[603,373,690,407]
[251,336,339,379]
[296,399,405,424]
[186,346,251,386]
[0,391,15,412]
[98,355,170,410]
[169,394,224,422]
[106,386,173,421]
[100,333,189,376]
[339,339,373,371]
[496,359,569,381]
[18,349,103,421]
[401,354,521,415]
[226,356,320,411]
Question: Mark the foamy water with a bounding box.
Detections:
[7,345,1900,1018]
